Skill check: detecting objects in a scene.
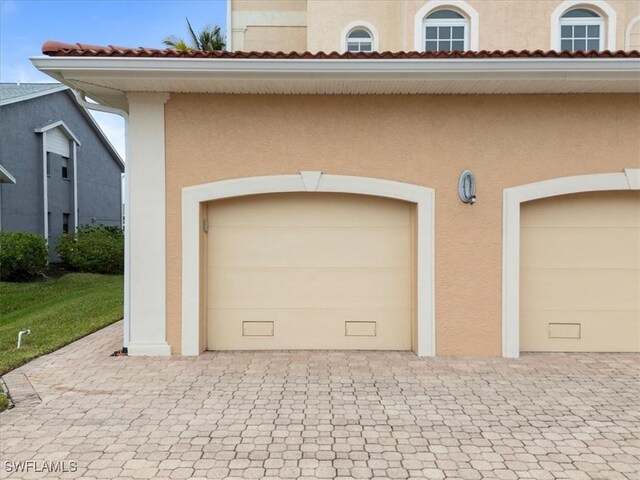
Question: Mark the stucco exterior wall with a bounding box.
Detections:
[165,94,640,355]
[164,93,640,356]
[231,0,640,53]
[244,26,307,52]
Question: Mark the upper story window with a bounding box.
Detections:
[61,157,69,179]
[560,8,604,51]
[346,28,373,52]
[341,21,379,53]
[424,9,468,52]
[551,1,617,51]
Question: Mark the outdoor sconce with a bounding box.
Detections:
[458,170,476,205]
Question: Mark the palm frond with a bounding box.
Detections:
[164,19,226,51]
[185,18,201,50]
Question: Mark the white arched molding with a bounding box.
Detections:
[341,20,380,53]
[502,168,639,358]
[550,1,617,51]
[182,172,436,357]
[625,15,640,50]
[413,0,479,51]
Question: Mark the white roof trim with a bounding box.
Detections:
[0,164,16,184]
[34,120,81,145]
[30,55,640,111]
[0,84,68,106]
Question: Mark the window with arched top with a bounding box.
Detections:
[424,9,469,52]
[560,8,604,51]
[346,28,373,52]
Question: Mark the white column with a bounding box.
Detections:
[127,92,171,356]
[72,141,78,230]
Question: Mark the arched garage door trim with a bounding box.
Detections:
[502,168,640,358]
[182,172,435,356]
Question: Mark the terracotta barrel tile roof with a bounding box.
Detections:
[42,41,639,59]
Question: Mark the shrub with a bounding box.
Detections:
[0,231,48,281]
[57,225,124,274]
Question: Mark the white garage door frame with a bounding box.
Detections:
[182,172,436,357]
[502,168,640,358]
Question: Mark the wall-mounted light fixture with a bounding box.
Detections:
[458,170,476,205]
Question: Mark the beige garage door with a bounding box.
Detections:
[520,191,640,352]
[206,193,414,350]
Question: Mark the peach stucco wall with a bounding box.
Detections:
[165,93,640,355]
[232,1,640,53]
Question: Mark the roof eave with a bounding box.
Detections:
[30,55,640,112]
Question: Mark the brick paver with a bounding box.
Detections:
[1,321,638,479]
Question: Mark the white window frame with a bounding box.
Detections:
[424,15,469,52]
[341,20,379,53]
[625,15,640,50]
[559,10,605,51]
[550,1,617,51]
[414,1,479,51]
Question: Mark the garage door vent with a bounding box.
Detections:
[345,321,377,337]
[242,321,274,337]
[548,323,581,339]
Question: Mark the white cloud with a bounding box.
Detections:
[88,110,126,162]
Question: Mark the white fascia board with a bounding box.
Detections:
[0,84,68,106]
[30,55,640,75]
[31,56,640,102]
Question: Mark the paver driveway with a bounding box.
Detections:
[1,321,638,480]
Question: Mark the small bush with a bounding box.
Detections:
[0,232,48,281]
[57,226,124,274]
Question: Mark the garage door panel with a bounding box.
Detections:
[208,307,412,350]
[520,191,640,352]
[521,228,639,269]
[207,192,414,351]
[209,226,411,268]
[520,310,640,352]
[521,191,640,228]
[208,193,411,228]
[521,269,639,311]
[209,267,411,309]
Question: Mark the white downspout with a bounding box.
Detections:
[72,89,131,351]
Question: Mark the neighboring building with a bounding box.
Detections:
[0,83,124,260]
[33,0,640,358]
[229,0,640,52]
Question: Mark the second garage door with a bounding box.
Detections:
[206,192,414,350]
[520,190,640,352]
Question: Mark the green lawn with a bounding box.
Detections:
[0,273,123,376]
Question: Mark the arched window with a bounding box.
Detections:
[551,1,617,51]
[424,9,469,52]
[346,28,373,52]
[560,8,604,51]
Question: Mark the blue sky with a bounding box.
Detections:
[0,0,228,159]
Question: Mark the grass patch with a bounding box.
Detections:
[0,273,123,376]
[0,384,8,411]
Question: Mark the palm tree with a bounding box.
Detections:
[163,18,226,51]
